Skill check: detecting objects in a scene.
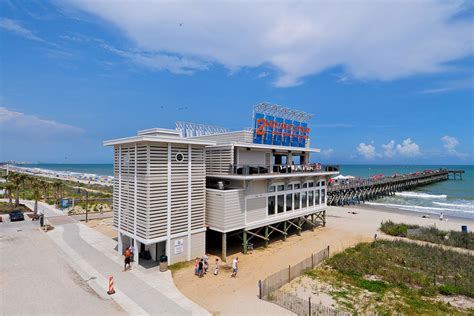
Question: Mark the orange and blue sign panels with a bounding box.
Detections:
[253,113,310,147]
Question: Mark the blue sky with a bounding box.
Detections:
[0,0,473,164]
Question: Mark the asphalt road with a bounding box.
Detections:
[0,218,125,315]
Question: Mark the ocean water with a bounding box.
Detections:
[14,163,474,219]
[339,165,474,219]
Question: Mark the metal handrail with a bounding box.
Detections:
[228,164,339,175]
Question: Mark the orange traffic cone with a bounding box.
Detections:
[107,276,115,295]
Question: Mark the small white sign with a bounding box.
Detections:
[174,239,184,255]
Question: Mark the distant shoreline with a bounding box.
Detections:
[0,165,113,187]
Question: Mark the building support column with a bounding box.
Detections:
[133,238,139,266]
[222,232,227,262]
[310,214,314,231]
[283,221,287,241]
[323,210,326,227]
[264,226,269,248]
[243,230,248,254]
[297,218,302,236]
[118,232,123,258]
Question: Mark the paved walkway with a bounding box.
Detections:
[0,220,125,315]
[71,212,113,221]
[47,222,209,315]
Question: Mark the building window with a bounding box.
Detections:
[308,191,314,207]
[268,185,275,193]
[294,193,300,210]
[277,185,285,192]
[315,190,320,205]
[309,182,314,188]
[286,184,293,190]
[321,181,326,187]
[302,191,307,208]
[268,196,275,215]
[277,195,285,213]
[286,194,293,211]
[303,182,308,188]
[321,189,326,204]
[294,183,301,190]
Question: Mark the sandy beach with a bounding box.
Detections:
[172,205,474,315]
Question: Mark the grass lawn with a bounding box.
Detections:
[305,240,473,315]
[0,202,31,214]
[380,220,473,250]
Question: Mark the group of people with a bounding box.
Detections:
[194,255,239,278]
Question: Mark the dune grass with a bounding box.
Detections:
[305,240,473,314]
[380,220,474,250]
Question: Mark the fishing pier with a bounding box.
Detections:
[327,169,462,206]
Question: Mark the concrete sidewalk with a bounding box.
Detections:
[47,222,209,316]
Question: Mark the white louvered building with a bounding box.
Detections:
[104,128,214,265]
[105,107,339,266]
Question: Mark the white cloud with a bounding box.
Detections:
[358,138,421,159]
[396,138,421,157]
[0,18,45,42]
[64,1,473,87]
[320,148,334,158]
[357,143,377,159]
[420,78,473,94]
[381,140,396,158]
[0,107,84,135]
[441,135,468,158]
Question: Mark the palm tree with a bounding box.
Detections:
[1,182,15,209]
[53,180,63,207]
[30,179,42,215]
[8,173,27,207]
[38,180,49,201]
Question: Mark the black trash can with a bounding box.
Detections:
[159,255,168,272]
[39,214,44,227]
[461,225,468,233]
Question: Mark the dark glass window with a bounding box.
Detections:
[308,191,314,206]
[303,183,308,188]
[309,182,314,188]
[268,185,275,193]
[277,185,285,192]
[268,196,275,215]
[286,194,293,211]
[302,191,307,208]
[294,193,300,210]
[321,189,326,204]
[315,191,320,205]
[277,195,284,213]
[294,183,301,189]
[286,184,293,190]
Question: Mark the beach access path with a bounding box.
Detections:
[173,205,474,315]
[1,198,209,316]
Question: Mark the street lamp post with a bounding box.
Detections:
[85,189,89,223]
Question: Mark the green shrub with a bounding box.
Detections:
[439,284,461,296]
[380,220,419,237]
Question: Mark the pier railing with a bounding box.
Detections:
[327,169,450,206]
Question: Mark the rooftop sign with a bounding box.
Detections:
[252,102,313,147]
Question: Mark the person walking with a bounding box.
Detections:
[231,257,238,278]
[194,257,199,276]
[213,258,219,276]
[123,247,132,271]
[198,259,204,278]
[129,245,135,262]
[203,253,209,274]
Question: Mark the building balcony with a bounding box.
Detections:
[228,164,339,176]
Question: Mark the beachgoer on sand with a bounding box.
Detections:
[214,258,219,276]
[194,257,199,276]
[439,212,444,221]
[129,245,135,262]
[203,254,209,274]
[198,259,204,278]
[231,257,238,278]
